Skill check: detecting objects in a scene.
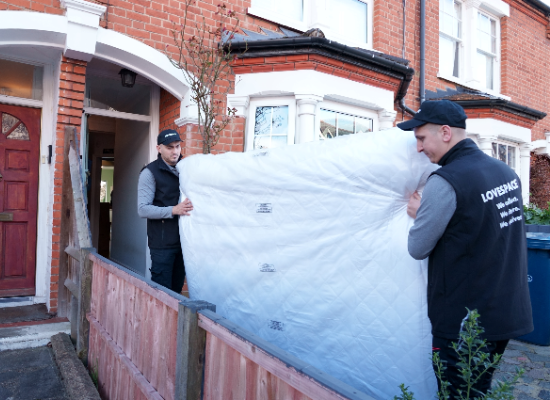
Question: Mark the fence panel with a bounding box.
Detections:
[198,310,375,400]
[87,253,180,400]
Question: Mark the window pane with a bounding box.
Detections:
[271,106,289,135]
[355,117,373,134]
[498,144,506,162]
[492,143,497,158]
[0,58,43,100]
[253,106,289,149]
[252,0,303,21]
[330,0,368,43]
[476,51,494,90]
[440,0,461,38]
[254,135,271,150]
[85,75,150,115]
[508,146,516,169]
[337,113,354,136]
[440,35,460,77]
[320,109,337,140]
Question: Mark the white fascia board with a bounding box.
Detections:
[480,0,510,17]
[466,118,531,143]
[95,28,189,101]
[0,11,67,48]
[234,70,394,112]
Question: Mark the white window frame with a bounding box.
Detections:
[438,0,508,97]
[475,9,498,91]
[491,139,519,172]
[439,0,463,80]
[248,0,374,50]
[245,97,296,151]
[314,100,378,141]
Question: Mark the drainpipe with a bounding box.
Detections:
[420,0,426,104]
[398,0,417,117]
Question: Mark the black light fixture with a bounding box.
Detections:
[119,68,137,88]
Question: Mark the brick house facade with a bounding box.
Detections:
[0,0,548,313]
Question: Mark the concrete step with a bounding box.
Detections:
[0,320,71,351]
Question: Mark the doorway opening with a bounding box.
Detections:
[83,58,159,278]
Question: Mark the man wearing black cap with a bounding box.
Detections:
[137,129,193,292]
[398,100,532,398]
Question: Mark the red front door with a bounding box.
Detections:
[0,104,40,297]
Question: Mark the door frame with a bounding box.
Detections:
[0,48,61,304]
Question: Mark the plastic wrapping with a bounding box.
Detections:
[178,128,438,399]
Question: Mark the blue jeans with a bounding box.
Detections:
[149,248,185,293]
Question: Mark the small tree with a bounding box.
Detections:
[394,309,523,400]
[166,0,242,154]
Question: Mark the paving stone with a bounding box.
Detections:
[18,365,66,400]
[540,381,550,390]
[0,347,53,372]
[529,354,550,363]
[526,368,550,380]
[515,392,539,400]
[0,346,67,400]
[539,389,550,400]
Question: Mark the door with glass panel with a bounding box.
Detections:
[0,104,40,297]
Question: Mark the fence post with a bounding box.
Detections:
[77,247,95,363]
[175,300,216,400]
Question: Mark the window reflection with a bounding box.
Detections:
[253,106,289,149]
[0,58,43,100]
[319,109,372,140]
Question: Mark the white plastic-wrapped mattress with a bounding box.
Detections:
[177,128,438,399]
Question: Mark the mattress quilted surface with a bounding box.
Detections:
[177,128,438,399]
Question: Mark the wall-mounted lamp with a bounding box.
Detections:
[119,68,137,88]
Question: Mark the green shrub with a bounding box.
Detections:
[393,309,523,400]
[523,202,550,225]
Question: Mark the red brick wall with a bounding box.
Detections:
[232,54,403,94]
[159,89,244,156]
[50,56,87,313]
[0,0,63,13]
[464,108,537,130]
[501,3,550,141]
[530,154,550,208]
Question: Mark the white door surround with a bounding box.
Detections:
[0,7,189,102]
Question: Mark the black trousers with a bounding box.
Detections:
[432,336,509,399]
[150,247,186,293]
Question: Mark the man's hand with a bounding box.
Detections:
[407,191,421,219]
[172,198,194,216]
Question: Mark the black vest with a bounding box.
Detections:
[145,155,182,249]
[428,139,533,341]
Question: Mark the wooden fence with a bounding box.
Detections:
[60,125,375,400]
[86,252,375,400]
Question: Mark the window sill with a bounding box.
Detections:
[247,7,307,33]
[437,72,510,101]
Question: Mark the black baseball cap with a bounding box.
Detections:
[397,100,467,131]
[157,129,182,145]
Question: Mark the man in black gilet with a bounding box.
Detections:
[398,100,533,398]
[137,129,193,292]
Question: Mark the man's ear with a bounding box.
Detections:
[156,144,161,153]
[441,125,453,143]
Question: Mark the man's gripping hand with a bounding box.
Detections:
[407,191,421,219]
[172,198,194,216]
